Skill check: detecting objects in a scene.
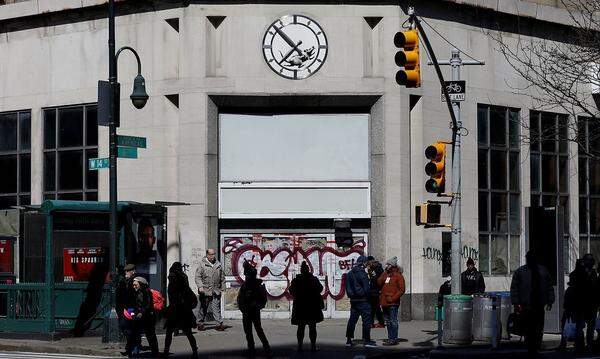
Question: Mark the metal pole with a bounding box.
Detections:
[450,48,462,295]
[103,0,119,343]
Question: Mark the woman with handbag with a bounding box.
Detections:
[289,261,324,353]
[163,262,199,358]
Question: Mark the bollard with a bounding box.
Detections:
[437,294,444,348]
[491,295,498,350]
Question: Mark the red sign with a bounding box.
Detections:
[63,247,106,282]
[0,240,12,273]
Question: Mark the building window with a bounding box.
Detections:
[578,117,600,261]
[43,105,98,201]
[0,111,31,209]
[530,110,569,270]
[478,104,521,275]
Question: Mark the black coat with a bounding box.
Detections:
[368,262,384,296]
[568,267,599,317]
[461,268,485,295]
[237,278,268,312]
[165,269,197,330]
[290,272,324,325]
[510,264,555,309]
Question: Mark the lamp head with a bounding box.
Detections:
[130,74,149,109]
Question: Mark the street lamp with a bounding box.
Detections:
[103,0,149,343]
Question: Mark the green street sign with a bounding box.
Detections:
[117,147,138,159]
[117,135,147,148]
[89,158,109,170]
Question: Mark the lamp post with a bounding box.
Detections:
[103,0,149,343]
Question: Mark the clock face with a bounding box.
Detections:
[262,15,328,80]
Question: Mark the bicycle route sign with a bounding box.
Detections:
[441,80,465,102]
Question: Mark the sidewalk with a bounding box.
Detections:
[0,319,578,358]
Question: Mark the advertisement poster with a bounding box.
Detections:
[63,247,107,282]
[0,240,11,273]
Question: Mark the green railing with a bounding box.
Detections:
[0,283,109,334]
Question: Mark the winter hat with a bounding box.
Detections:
[124,263,135,271]
[356,255,368,266]
[300,261,310,274]
[243,260,257,278]
[133,276,148,286]
[466,258,475,267]
[386,256,398,267]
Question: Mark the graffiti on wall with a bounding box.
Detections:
[222,234,366,300]
[421,245,479,262]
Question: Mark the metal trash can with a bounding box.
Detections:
[443,294,473,344]
[472,294,500,342]
[488,291,511,340]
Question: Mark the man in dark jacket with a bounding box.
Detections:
[366,256,385,328]
[510,251,555,358]
[345,255,376,348]
[237,261,270,356]
[461,258,485,295]
[571,254,598,353]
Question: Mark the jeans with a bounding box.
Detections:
[383,305,399,341]
[197,293,223,325]
[369,296,384,325]
[242,308,270,350]
[346,300,372,342]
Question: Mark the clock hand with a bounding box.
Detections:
[278,41,302,65]
[274,26,303,56]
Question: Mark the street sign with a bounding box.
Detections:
[117,135,147,148]
[117,147,138,159]
[441,80,465,102]
[89,158,109,170]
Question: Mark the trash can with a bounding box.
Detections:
[472,294,500,342]
[488,291,511,340]
[443,294,473,344]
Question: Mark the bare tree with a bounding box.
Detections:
[489,0,600,156]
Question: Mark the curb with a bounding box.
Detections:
[0,342,122,357]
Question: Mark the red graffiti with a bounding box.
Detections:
[223,236,366,301]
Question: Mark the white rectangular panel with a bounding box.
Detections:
[219,182,370,218]
[219,114,369,181]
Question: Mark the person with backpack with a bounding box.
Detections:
[377,257,406,346]
[345,255,376,348]
[163,262,199,358]
[289,261,324,353]
[129,276,159,357]
[237,261,270,356]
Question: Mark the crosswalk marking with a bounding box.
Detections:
[0,352,118,359]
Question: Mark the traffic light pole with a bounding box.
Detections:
[434,49,484,294]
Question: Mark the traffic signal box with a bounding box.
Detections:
[415,203,441,226]
[425,142,446,193]
[394,29,421,88]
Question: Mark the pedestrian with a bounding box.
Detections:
[238,261,270,356]
[377,257,405,346]
[461,257,485,295]
[116,264,138,357]
[345,255,376,348]
[126,276,159,357]
[289,261,324,353]
[510,251,555,358]
[366,256,385,328]
[570,254,598,354]
[558,279,576,350]
[438,276,451,297]
[163,262,199,358]
[195,248,226,331]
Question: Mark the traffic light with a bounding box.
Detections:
[415,203,441,226]
[334,219,353,247]
[425,142,446,193]
[394,29,420,88]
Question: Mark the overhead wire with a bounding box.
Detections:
[418,16,483,63]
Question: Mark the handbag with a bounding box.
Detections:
[563,319,577,341]
[507,312,525,337]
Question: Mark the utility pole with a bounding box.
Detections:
[433,49,483,294]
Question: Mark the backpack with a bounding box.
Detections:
[151,289,165,312]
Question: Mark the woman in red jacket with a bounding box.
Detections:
[377,257,406,346]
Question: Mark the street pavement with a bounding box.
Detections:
[0,319,597,358]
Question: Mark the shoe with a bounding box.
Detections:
[345,338,353,347]
[382,339,398,346]
[197,324,205,331]
[311,345,319,353]
[364,341,377,348]
[374,323,385,328]
[246,348,256,357]
[215,324,226,331]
